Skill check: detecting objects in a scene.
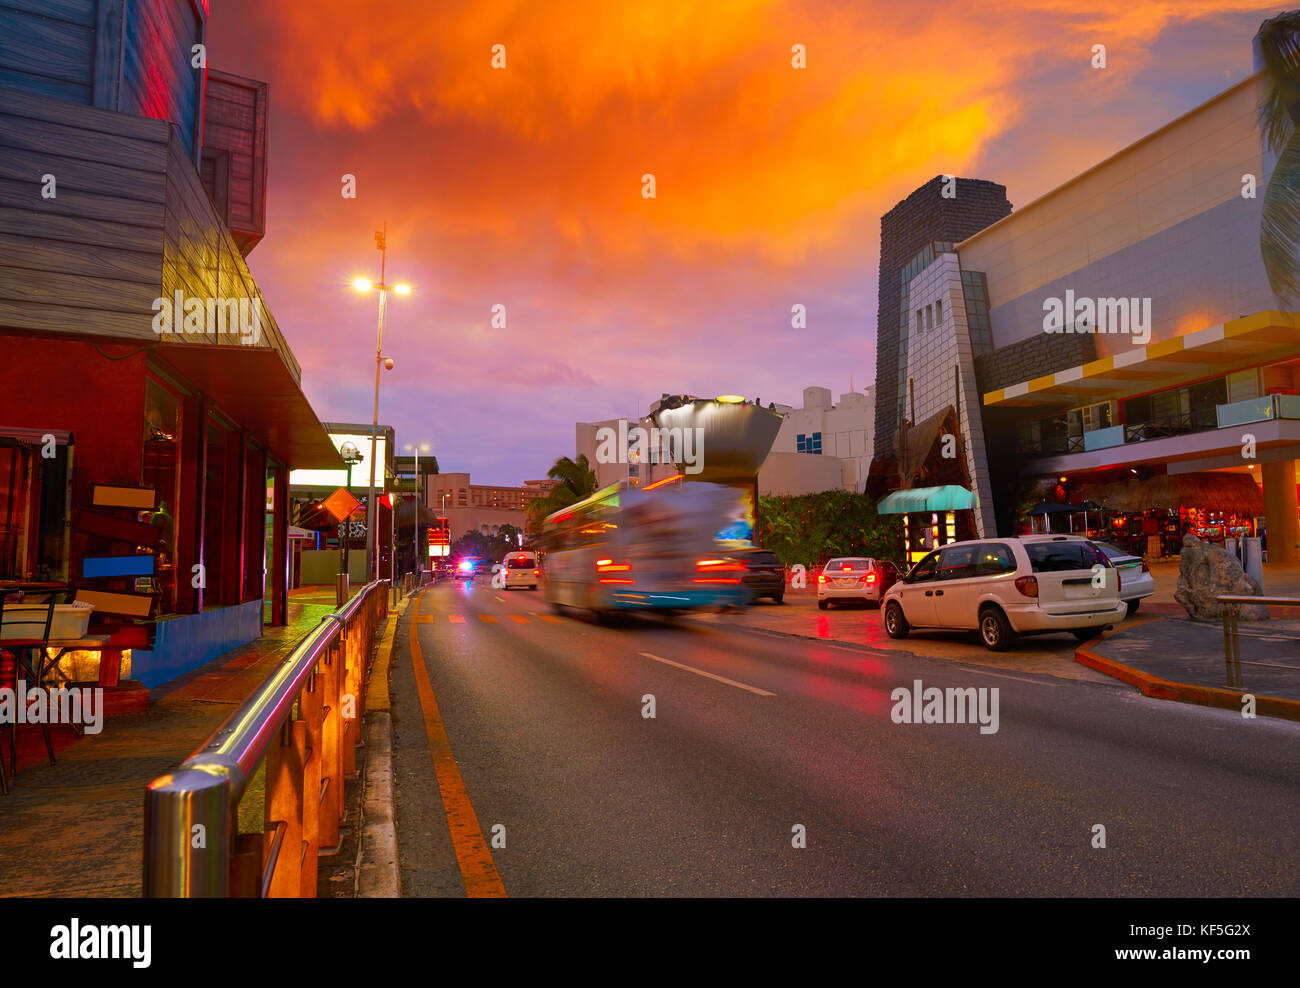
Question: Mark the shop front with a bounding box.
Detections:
[878,485,978,565]
[0,338,341,693]
[1057,470,1265,559]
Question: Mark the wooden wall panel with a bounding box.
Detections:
[201,70,266,254]
[0,2,95,104]
[121,0,202,157]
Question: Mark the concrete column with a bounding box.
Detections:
[1262,459,1300,565]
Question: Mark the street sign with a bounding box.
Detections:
[322,487,361,523]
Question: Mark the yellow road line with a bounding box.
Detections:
[448,614,466,624]
[508,615,530,623]
[479,615,499,623]
[408,621,507,898]
[535,614,563,623]
[417,615,439,623]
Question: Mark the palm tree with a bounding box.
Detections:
[1256,11,1300,301]
[525,454,599,530]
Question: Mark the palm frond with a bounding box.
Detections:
[1261,129,1300,302]
[1256,11,1300,152]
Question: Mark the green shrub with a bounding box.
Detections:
[756,491,903,569]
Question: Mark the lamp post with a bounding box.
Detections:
[405,441,431,579]
[352,223,410,583]
[337,441,363,607]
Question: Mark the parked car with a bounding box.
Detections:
[817,557,900,609]
[501,550,541,590]
[881,537,1126,651]
[1021,534,1153,615]
[727,548,785,603]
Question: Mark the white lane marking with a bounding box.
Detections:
[638,652,776,697]
[495,594,505,602]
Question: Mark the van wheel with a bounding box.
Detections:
[1071,628,1098,643]
[818,599,829,610]
[884,602,909,639]
[1125,599,1140,616]
[979,607,1014,651]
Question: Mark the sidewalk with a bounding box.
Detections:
[0,587,344,897]
[1078,615,1300,720]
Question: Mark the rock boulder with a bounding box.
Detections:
[1174,533,1269,622]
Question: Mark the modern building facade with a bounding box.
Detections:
[764,386,875,494]
[885,62,1300,562]
[869,176,1013,495]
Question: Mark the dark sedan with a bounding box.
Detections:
[732,548,786,604]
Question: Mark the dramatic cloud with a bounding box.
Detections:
[208,0,1279,482]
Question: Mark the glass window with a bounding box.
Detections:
[937,543,978,580]
[1026,541,1108,572]
[906,551,939,582]
[827,557,871,570]
[0,436,71,582]
[972,542,1017,576]
[143,376,182,612]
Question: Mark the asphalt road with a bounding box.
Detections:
[389,580,1300,897]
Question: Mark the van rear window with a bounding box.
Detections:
[1026,542,1105,572]
[506,557,536,569]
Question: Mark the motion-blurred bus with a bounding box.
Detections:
[540,478,751,618]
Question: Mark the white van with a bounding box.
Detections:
[501,550,540,590]
[881,537,1126,651]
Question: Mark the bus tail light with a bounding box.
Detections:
[694,558,745,583]
[598,559,633,584]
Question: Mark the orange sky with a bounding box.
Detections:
[209,0,1280,483]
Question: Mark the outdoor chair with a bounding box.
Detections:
[0,595,59,788]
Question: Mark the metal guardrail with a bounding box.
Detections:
[143,580,390,896]
[1218,594,1300,689]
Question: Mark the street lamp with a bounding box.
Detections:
[353,222,411,583]
[405,441,432,577]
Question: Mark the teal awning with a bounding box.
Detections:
[878,485,974,515]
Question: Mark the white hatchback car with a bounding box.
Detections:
[1021,535,1154,615]
[501,551,540,590]
[881,537,1126,651]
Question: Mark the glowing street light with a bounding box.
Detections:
[352,222,411,582]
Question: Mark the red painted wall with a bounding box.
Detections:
[0,336,146,488]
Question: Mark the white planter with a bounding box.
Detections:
[0,601,95,642]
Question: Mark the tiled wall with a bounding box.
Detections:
[904,253,998,536]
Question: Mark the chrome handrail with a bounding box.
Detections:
[1217,593,1300,689]
[144,580,389,896]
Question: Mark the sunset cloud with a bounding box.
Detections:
[209,1,1281,482]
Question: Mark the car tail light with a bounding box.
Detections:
[1014,576,1039,598]
[533,569,540,576]
[841,564,852,571]
[1117,569,1122,592]
[817,573,826,584]
[862,573,877,584]
[1141,560,1150,574]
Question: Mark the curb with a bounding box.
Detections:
[355,592,413,897]
[1074,636,1300,723]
